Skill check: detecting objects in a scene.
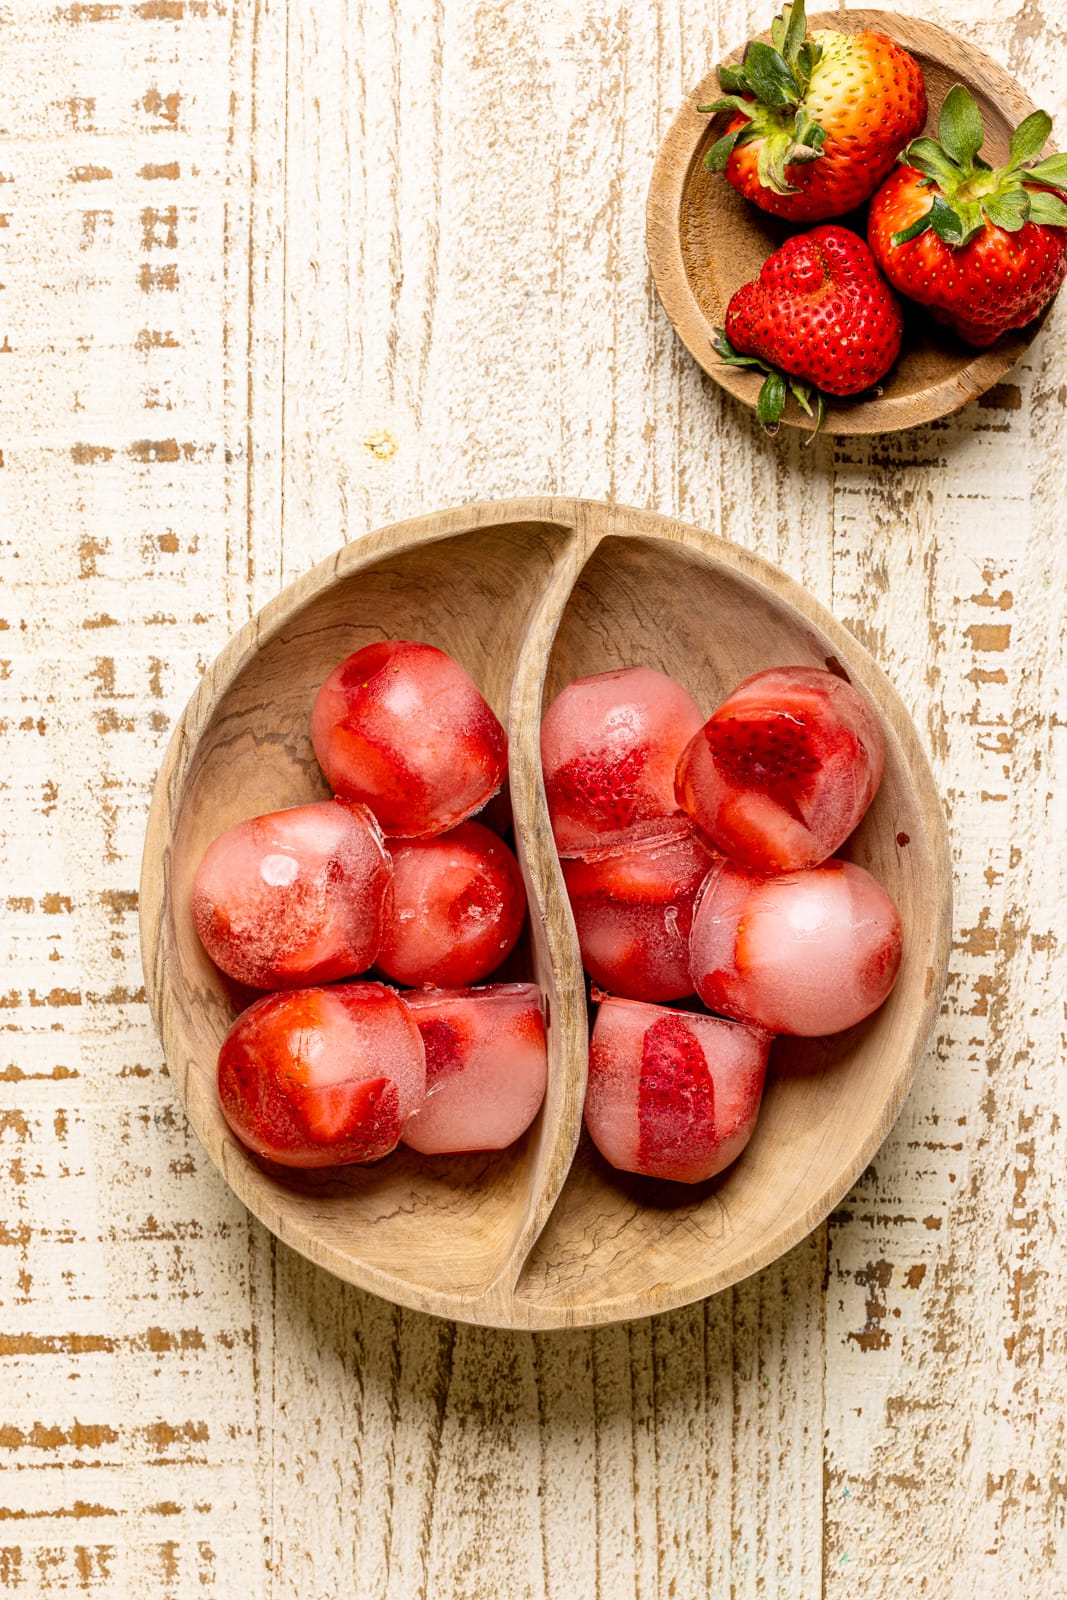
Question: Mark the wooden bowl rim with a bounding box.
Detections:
[140,497,953,1328]
[646,9,1044,436]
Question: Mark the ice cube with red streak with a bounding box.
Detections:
[400,983,547,1154]
[675,666,884,872]
[584,996,771,1183]
[216,981,425,1167]
[561,826,717,1002]
[192,798,391,989]
[311,640,508,838]
[375,820,526,988]
[541,666,704,856]
[689,858,902,1037]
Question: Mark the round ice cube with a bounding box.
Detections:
[217,982,425,1167]
[311,639,507,838]
[689,858,902,1036]
[192,798,391,988]
[675,666,885,872]
[541,666,704,856]
[400,983,547,1154]
[561,826,716,1002]
[376,821,526,988]
[584,996,771,1183]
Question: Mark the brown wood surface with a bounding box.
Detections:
[2,0,1066,1594]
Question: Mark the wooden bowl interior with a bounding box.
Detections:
[162,516,576,1306]
[513,531,941,1322]
[656,10,1038,433]
[147,501,949,1327]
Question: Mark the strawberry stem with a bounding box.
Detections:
[713,329,826,440]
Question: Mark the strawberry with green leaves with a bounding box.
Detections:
[714,225,904,433]
[701,0,927,221]
[868,86,1067,346]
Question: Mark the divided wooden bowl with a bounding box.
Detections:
[647,11,1048,435]
[140,498,952,1329]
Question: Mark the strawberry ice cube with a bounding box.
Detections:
[400,983,547,1154]
[561,826,716,1002]
[192,798,391,989]
[375,820,526,988]
[217,981,425,1167]
[584,996,771,1184]
[675,666,885,872]
[689,858,902,1036]
[541,666,704,856]
[311,640,508,838]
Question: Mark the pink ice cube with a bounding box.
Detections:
[192,798,391,989]
[689,858,902,1036]
[217,981,425,1167]
[541,666,705,856]
[375,820,526,988]
[675,666,885,872]
[400,983,547,1154]
[311,639,507,838]
[584,996,771,1183]
[561,826,716,1002]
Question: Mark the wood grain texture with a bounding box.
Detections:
[2,0,1065,1594]
[139,497,950,1328]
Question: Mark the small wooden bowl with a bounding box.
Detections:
[647,11,1048,435]
[140,499,951,1328]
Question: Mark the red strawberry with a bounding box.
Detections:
[546,746,647,833]
[868,86,1067,347]
[715,226,904,431]
[636,1014,717,1179]
[700,0,926,222]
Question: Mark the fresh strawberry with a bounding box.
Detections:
[636,1013,716,1179]
[700,0,926,221]
[714,226,904,431]
[868,86,1067,346]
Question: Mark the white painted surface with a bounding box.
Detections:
[1,0,1065,1593]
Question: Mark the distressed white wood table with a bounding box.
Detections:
[2,1,1064,1595]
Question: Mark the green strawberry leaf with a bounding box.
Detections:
[1024,152,1067,191]
[743,41,799,108]
[704,126,745,172]
[928,192,968,245]
[788,377,814,417]
[983,188,1030,232]
[793,109,826,157]
[1026,190,1067,227]
[756,129,800,194]
[757,371,787,432]
[1009,109,1051,166]
[717,62,749,95]
[712,329,767,367]
[697,94,754,115]
[905,136,964,191]
[780,0,808,67]
[938,85,985,172]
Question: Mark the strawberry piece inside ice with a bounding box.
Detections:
[675,666,885,872]
[636,1014,717,1180]
[216,981,425,1168]
[541,666,704,855]
[376,820,526,988]
[584,996,770,1184]
[401,984,547,1155]
[311,639,507,838]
